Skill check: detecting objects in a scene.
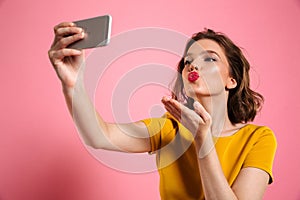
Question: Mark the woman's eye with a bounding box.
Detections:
[204,57,217,62]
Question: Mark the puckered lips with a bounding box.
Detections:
[188,71,199,82]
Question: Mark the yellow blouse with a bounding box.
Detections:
[142,113,277,200]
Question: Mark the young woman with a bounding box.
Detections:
[48,22,276,200]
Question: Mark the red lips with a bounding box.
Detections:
[188,72,199,82]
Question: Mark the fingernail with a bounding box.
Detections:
[163,96,171,101]
[193,101,200,109]
[161,96,169,103]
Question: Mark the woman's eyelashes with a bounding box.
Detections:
[184,60,192,66]
[203,56,217,62]
[184,55,217,66]
[184,56,193,66]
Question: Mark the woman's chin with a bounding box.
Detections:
[185,87,210,97]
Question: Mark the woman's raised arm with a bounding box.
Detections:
[48,22,151,153]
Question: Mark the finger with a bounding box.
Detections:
[162,97,187,122]
[49,48,82,65]
[54,22,76,34]
[193,101,211,123]
[52,22,83,46]
[161,96,172,104]
[53,32,85,50]
[169,99,184,111]
[52,27,83,47]
[164,103,181,120]
[55,26,83,38]
[161,97,181,114]
[162,97,182,111]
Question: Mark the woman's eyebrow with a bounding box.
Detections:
[186,50,221,58]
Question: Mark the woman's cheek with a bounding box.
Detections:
[201,65,226,95]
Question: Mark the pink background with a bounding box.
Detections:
[1,0,300,199]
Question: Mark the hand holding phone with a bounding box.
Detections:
[68,15,112,49]
[48,15,112,91]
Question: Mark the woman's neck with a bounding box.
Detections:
[195,92,245,137]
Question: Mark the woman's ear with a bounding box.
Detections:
[226,77,237,89]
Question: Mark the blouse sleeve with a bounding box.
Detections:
[243,127,277,184]
[141,113,179,153]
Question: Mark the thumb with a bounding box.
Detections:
[193,101,211,123]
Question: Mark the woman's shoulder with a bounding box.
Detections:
[242,124,275,135]
[216,124,277,154]
[238,124,277,144]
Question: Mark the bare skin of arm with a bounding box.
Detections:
[48,22,150,153]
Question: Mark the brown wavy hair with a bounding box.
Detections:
[171,29,264,124]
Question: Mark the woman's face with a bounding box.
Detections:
[182,39,236,100]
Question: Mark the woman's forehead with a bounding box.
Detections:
[187,39,224,56]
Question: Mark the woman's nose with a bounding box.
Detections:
[188,63,199,72]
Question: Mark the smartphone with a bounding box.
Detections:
[68,15,112,49]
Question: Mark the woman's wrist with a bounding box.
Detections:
[62,84,74,97]
[195,130,215,159]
